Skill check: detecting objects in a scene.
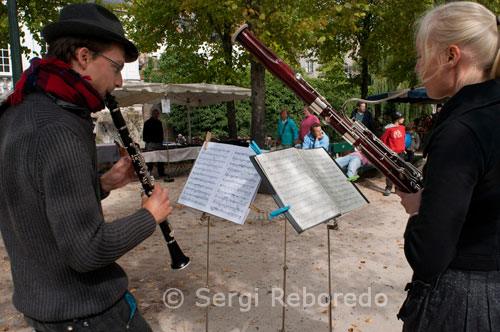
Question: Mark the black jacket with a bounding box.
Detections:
[351,109,376,134]
[142,117,163,143]
[404,79,500,283]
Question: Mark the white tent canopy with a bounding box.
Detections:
[112,82,252,141]
[111,82,166,107]
[164,83,251,107]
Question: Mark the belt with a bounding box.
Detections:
[448,255,500,271]
[24,291,136,329]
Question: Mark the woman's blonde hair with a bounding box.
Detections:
[415,1,500,81]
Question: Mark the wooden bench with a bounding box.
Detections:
[329,142,354,158]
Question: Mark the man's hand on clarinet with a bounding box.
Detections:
[100,156,137,192]
[142,185,173,224]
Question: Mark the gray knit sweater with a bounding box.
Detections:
[0,92,157,322]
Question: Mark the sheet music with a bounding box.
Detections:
[254,148,340,230]
[300,149,368,214]
[178,142,261,224]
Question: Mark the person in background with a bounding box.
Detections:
[351,101,376,134]
[405,129,412,148]
[302,123,329,150]
[265,135,272,149]
[405,125,420,163]
[380,111,406,196]
[0,3,172,330]
[299,105,320,142]
[276,108,299,149]
[142,108,166,177]
[396,2,500,331]
[423,105,442,146]
[335,151,371,179]
[176,133,186,145]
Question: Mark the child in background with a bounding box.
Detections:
[380,111,406,196]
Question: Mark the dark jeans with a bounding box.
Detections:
[145,142,165,177]
[146,162,165,176]
[24,292,152,332]
[405,149,415,163]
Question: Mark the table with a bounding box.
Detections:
[142,146,201,162]
[97,145,202,163]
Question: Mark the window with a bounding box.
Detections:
[306,60,314,74]
[0,49,10,73]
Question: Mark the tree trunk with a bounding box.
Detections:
[360,57,369,99]
[221,31,238,139]
[250,58,266,147]
[226,100,237,139]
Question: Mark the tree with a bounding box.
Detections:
[315,1,383,99]
[0,1,119,55]
[141,44,210,84]
[372,0,431,86]
[126,0,320,146]
[126,0,247,139]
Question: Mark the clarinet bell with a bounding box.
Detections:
[168,241,190,270]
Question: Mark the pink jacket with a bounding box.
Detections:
[299,114,320,140]
[352,152,371,166]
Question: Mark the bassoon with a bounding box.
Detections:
[105,94,190,269]
[232,25,423,193]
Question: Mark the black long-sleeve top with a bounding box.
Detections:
[142,117,163,143]
[404,79,500,283]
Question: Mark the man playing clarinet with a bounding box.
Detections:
[0,3,171,330]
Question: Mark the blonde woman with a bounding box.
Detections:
[397,2,500,331]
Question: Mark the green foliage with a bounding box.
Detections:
[164,99,252,139]
[264,73,304,139]
[8,0,495,143]
[0,2,7,49]
[315,0,435,95]
[142,45,210,84]
[126,0,324,143]
[161,66,357,142]
[0,0,116,55]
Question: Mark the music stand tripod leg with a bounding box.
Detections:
[201,212,210,332]
[278,217,288,332]
[327,218,338,332]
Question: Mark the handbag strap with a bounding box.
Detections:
[278,120,288,139]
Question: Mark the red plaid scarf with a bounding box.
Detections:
[3,57,104,113]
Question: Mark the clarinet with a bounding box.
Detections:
[232,25,423,193]
[105,94,190,269]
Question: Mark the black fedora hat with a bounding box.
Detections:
[42,3,138,62]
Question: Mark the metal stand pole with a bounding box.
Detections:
[327,219,338,332]
[202,212,210,332]
[279,218,288,332]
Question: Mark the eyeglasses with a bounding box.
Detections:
[97,53,124,73]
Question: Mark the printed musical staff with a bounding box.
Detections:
[178,142,261,224]
[253,148,368,233]
[300,149,367,214]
